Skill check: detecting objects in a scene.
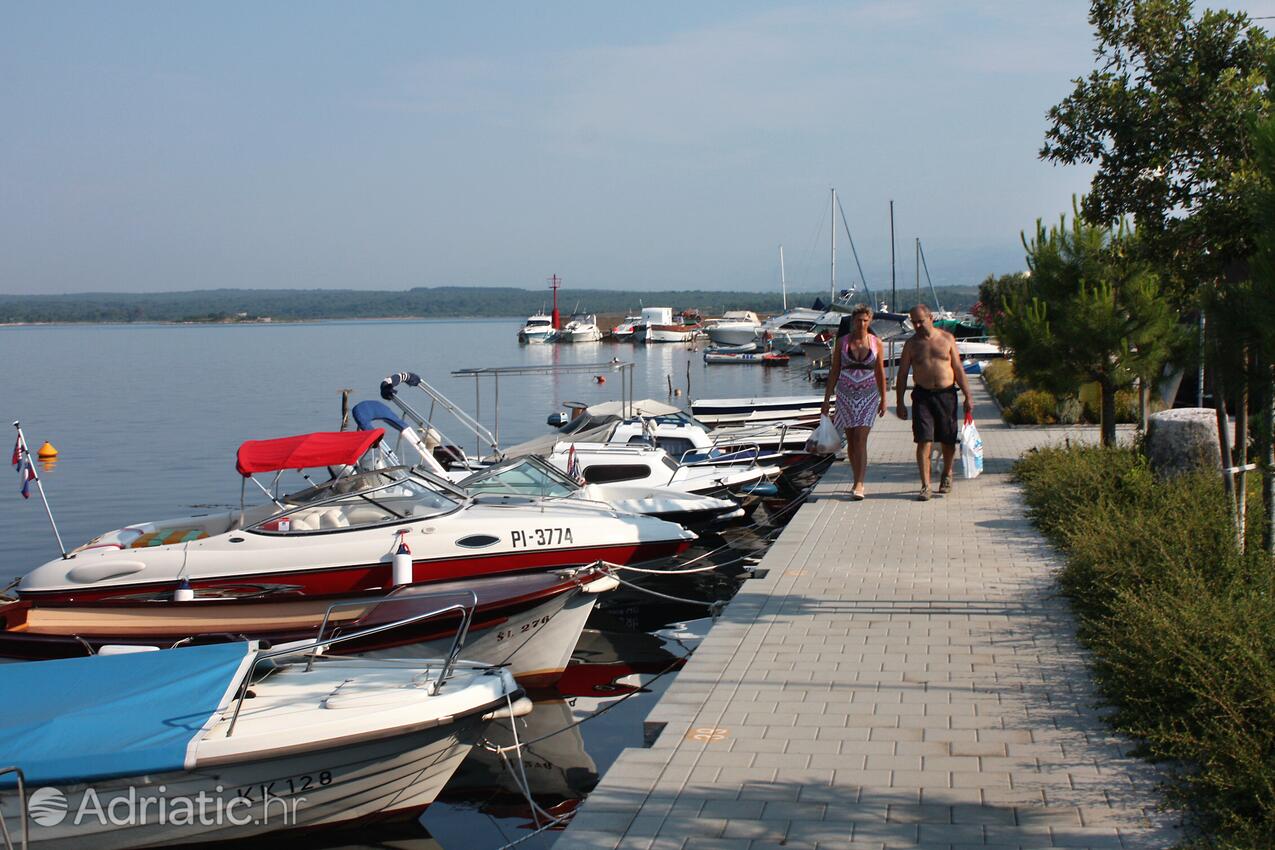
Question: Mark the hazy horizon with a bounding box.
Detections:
[6,2,1272,296]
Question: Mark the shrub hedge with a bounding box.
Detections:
[1015,445,1275,848]
[983,360,1156,426]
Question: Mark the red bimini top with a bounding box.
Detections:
[235,429,385,477]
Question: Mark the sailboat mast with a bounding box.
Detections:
[915,238,920,303]
[779,245,787,311]
[889,200,896,310]
[830,188,837,304]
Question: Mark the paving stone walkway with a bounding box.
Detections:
[553,381,1179,850]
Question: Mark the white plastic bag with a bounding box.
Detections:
[805,415,844,455]
[960,413,983,479]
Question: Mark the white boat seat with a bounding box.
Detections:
[318,508,350,529]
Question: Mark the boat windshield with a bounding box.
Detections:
[645,411,714,432]
[459,457,578,498]
[254,468,459,534]
[525,318,551,326]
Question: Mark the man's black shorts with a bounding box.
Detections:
[911,385,959,445]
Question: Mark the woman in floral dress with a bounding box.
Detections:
[819,304,888,500]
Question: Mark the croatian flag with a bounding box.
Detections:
[566,444,582,483]
[15,452,35,499]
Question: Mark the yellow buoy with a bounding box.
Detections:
[36,441,58,459]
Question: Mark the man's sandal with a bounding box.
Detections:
[916,486,931,502]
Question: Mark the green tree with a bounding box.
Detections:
[1041,0,1271,296]
[973,272,1028,337]
[1247,101,1275,553]
[999,207,1179,446]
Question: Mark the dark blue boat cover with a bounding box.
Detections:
[352,399,408,433]
[0,642,254,786]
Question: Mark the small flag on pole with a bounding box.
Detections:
[15,450,35,499]
[10,437,20,468]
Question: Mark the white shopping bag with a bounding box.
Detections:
[805,414,844,455]
[960,412,983,479]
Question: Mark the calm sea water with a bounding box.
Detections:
[0,318,815,849]
[0,318,812,576]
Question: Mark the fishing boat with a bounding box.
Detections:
[15,430,695,605]
[644,308,699,344]
[0,614,527,848]
[555,314,602,343]
[704,311,761,347]
[703,350,789,366]
[517,313,555,344]
[0,567,615,687]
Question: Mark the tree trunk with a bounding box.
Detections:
[1262,357,1274,556]
[1235,350,1249,552]
[1212,362,1242,551]
[1100,380,1117,447]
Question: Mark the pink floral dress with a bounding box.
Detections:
[833,334,880,430]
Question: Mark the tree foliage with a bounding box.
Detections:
[1041,0,1272,298]
[998,205,1179,445]
[0,286,986,325]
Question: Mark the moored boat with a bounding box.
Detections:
[705,311,761,347]
[690,395,826,427]
[0,567,615,687]
[703,350,789,366]
[0,623,526,848]
[517,313,555,343]
[15,430,694,605]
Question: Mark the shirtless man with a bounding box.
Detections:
[895,304,973,501]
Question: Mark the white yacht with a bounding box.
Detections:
[556,313,603,343]
[706,311,761,347]
[760,307,823,353]
[517,312,555,343]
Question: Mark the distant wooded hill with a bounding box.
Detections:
[0,286,980,324]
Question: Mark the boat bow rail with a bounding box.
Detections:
[226,593,479,735]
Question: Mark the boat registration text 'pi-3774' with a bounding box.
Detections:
[509,528,575,547]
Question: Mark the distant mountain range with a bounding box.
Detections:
[0,285,981,324]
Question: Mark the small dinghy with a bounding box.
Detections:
[0,613,527,848]
[703,351,790,366]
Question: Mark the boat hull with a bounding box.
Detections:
[17,537,689,606]
[690,396,825,427]
[705,326,759,347]
[0,572,609,687]
[644,325,696,343]
[1,716,487,848]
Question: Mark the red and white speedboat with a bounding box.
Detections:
[16,430,695,605]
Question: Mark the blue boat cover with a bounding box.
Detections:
[352,399,408,433]
[0,642,255,787]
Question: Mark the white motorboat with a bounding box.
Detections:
[610,314,643,341]
[15,430,694,605]
[630,306,670,344]
[456,455,745,529]
[517,313,555,344]
[0,614,528,848]
[760,307,823,353]
[546,442,778,500]
[705,311,761,347]
[690,395,827,427]
[556,314,602,343]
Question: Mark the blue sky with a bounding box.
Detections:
[4,2,1271,296]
